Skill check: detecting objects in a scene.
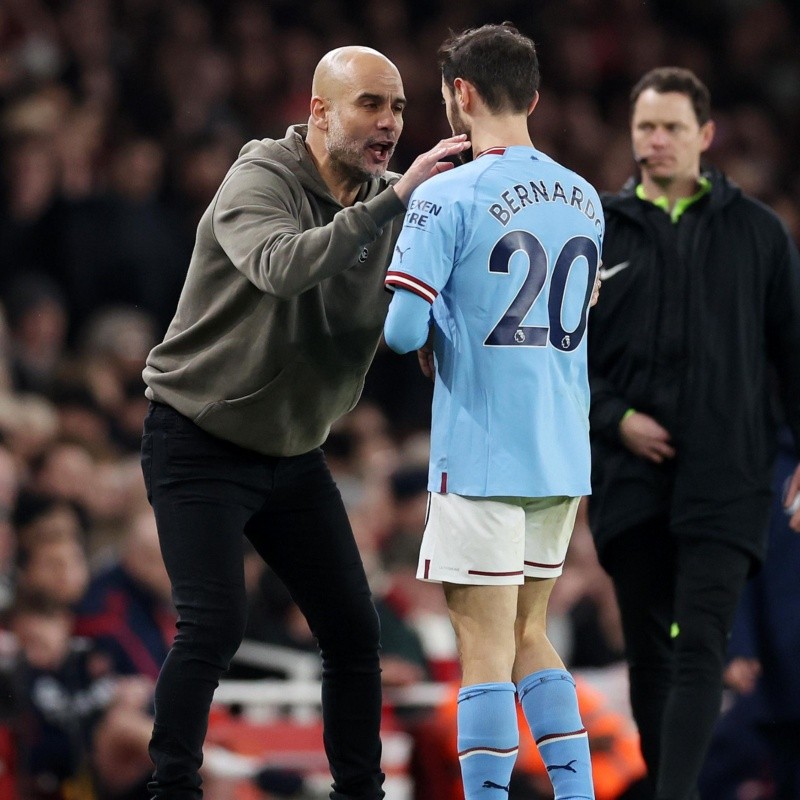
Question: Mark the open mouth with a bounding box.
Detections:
[367,142,394,164]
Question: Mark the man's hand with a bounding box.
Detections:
[723,657,761,695]
[417,343,434,380]
[416,327,435,380]
[590,271,601,307]
[784,462,800,532]
[393,134,471,205]
[619,411,676,463]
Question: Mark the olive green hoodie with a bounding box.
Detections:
[143,125,406,455]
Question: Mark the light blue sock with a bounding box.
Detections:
[457,682,519,798]
[517,669,594,799]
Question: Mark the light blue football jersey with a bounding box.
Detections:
[384,146,604,498]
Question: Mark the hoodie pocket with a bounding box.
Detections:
[194,364,295,424]
[193,362,365,455]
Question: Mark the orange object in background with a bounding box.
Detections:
[412,677,647,800]
[205,706,413,800]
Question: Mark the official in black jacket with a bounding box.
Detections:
[588,67,800,800]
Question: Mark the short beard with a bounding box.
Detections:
[449,106,473,164]
[326,114,376,183]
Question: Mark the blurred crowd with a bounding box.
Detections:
[3,0,800,340]
[1,0,799,798]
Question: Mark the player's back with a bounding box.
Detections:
[424,146,603,497]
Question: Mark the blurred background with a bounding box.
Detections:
[0,1,798,798]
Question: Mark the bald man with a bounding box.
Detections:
[140,46,468,799]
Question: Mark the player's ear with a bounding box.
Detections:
[453,77,471,111]
[309,96,329,131]
[527,91,539,117]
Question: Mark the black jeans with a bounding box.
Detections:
[602,522,751,800]
[141,402,385,799]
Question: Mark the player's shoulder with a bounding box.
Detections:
[420,160,487,194]
[537,152,600,198]
[479,146,599,195]
[405,161,486,215]
[418,150,537,202]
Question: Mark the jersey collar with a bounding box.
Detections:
[476,147,507,159]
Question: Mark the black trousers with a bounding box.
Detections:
[602,522,751,800]
[141,402,385,799]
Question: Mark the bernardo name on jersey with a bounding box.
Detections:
[486,178,604,231]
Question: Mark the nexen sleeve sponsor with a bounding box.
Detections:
[405,197,443,231]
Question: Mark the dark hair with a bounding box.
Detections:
[630,67,711,125]
[438,23,539,114]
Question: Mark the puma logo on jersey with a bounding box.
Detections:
[394,245,411,263]
[482,780,510,792]
[598,260,630,280]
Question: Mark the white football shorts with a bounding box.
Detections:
[417,492,581,585]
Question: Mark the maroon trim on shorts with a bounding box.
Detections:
[468,569,524,577]
[524,559,566,569]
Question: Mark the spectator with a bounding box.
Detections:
[3,273,69,396]
[0,444,20,612]
[0,392,60,465]
[28,441,96,512]
[58,139,187,336]
[8,591,153,800]
[0,134,63,294]
[74,306,160,452]
[385,464,429,543]
[9,591,114,799]
[74,509,174,681]
[15,495,90,608]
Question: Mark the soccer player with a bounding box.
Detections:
[383,23,602,800]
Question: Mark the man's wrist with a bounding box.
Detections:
[621,408,636,424]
